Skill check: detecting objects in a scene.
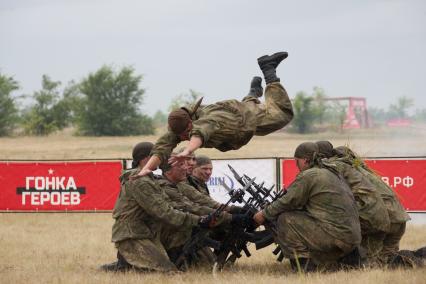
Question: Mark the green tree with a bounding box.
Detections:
[291,91,315,133]
[0,73,20,136]
[331,101,347,132]
[22,75,72,135]
[368,106,387,125]
[76,65,153,136]
[388,96,414,119]
[168,89,202,111]
[311,86,327,125]
[414,108,426,122]
[152,110,167,128]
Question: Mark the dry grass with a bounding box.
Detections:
[1,126,426,160]
[0,213,425,284]
[1,127,425,283]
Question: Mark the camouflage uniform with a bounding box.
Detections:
[263,164,361,265]
[178,181,221,209]
[358,166,410,262]
[158,178,231,249]
[328,157,391,259]
[187,175,210,196]
[158,177,232,268]
[111,169,200,272]
[152,82,293,162]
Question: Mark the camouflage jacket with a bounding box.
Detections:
[263,165,361,246]
[330,157,391,234]
[111,169,200,243]
[187,175,210,196]
[159,177,231,225]
[358,167,410,224]
[151,99,261,162]
[178,181,221,209]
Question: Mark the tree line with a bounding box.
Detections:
[1,66,424,137]
[0,66,197,137]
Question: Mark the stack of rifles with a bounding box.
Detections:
[175,165,287,271]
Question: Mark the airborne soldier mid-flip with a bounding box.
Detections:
[137,51,294,177]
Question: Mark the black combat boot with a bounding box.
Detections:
[338,247,365,269]
[247,76,263,98]
[257,51,288,84]
[99,252,133,272]
[414,246,426,259]
[388,250,423,268]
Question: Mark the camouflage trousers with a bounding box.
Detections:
[275,211,356,265]
[116,238,178,272]
[362,222,406,264]
[160,225,217,269]
[244,82,293,136]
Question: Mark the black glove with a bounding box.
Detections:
[198,213,215,229]
[231,214,254,228]
[229,205,248,214]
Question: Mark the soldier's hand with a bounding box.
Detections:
[231,214,255,228]
[198,213,216,228]
[253,211,266,225]
[130,168,152,180]
[168,150,192,166]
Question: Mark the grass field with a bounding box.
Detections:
[0,213,425,284]
[1,127,425,283]
[0,126,425,160]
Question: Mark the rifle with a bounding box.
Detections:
[213,165,287,269]
[173,177,254,270]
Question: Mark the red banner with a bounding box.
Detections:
[281,159,426,212]
[0,161,122,211]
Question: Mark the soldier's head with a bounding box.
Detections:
[168,108,193,140]
[176,147,196,175]
[131,142,154,169]
[294,142,319,171]
[333,146,357,159]
[315,140,334,158]
[160,156,188,184]
[192,155,213,183]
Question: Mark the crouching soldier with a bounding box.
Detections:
[155,157,232,269]
[331,145,414,266]
[316,141,391,265]
[187,155,213,196]
[100,144,207,272]
[253,142,361,272]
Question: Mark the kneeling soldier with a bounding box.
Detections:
[253,142,361,271]
[100,143,203,272]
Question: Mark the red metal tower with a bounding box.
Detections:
[324,97,371,129]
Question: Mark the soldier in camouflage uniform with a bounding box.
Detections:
[316,141,391,263]
[178,154,245,213]
[329,144,411,265]
[187,155,213,196]
[100,142,218,272]
[157,158,238,269]
[136,51,294,178]
[253,142,361,271]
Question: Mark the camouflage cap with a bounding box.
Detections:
[294,142,319,160]
[316,141,334,158]
[168,108,191,135]
[333,146,357,159]
[195,155,211,167]
[132,142,154,168]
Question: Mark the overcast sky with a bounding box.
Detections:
[1,0,425,115]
